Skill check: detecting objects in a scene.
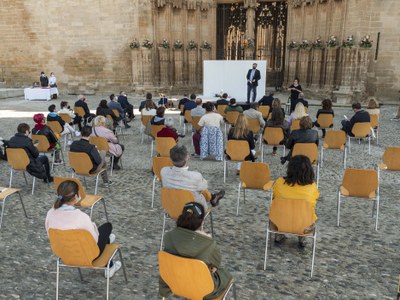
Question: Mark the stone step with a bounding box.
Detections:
[0,82,6,88]
[0,88,24,99]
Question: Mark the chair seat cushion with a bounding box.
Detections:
[78,195,103,208]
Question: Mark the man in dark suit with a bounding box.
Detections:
[74,95,95,123]
[117,91,134,121]
[216,93,229,106]
[183,93,197,115]
[40,72,49,87]
[341,102,370,136]
[246,63,261,103]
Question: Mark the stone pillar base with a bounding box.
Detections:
[332,89,354,104]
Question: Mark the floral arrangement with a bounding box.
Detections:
[326,35,338,48]
[200,40,212,50]
[173,40,183,49]
[299,39,310,49]
[288,40,299,49]
[187,40,198,50]
[359,35,373,48]
[312,36,324,49]
[244,38,255,49]
[158,39,170,49]
[129,39,140,49]
[142,39,153,49]
[342,35,354,48]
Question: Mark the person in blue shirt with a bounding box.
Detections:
[183,94,197,115]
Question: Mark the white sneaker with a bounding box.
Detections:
[109,233,116,243]
[75,131,81,137]
[67,140,73,146]
[105,260,121,278]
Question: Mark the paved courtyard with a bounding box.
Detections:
[0,94,399,299]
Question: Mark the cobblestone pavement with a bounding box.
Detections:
[0,94,399,299]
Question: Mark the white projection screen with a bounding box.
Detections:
[203,60,267,100]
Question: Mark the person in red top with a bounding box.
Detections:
[157,117,179,141]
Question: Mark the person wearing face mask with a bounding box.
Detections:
[288,78,303,113]
[45,180,122,278]
[246,63,261,103]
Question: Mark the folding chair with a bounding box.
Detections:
[159,251,236,300]
[321,130,347,169]
[217,104,228,118]
[48,229,128,300]
[0,187,28,230]
[246,117,261,136]
[155,137,176,157]
[47,121,68,151]
[264,198,317,277]
[258,106,270,119]
[348,122,371,154]
[89,136,122,176]
[292,143,320,188]
[140,115,152,144]
[291,119,300,131]
[150,125,166,157]
[151,157,173,208]
[377,146,400,174]
[316,113,334,131]
[74,106,88,125]
[237,162,274,216]
[223,140,250,183]
[224,111,240,135]
[191,116,202,132]
[261,127,286,162]
[32,134,65,172]
[54,176,109,222]
[183,110,192,133]
[337,168,380,230]
[59,113,72,124]
[369,114,379,144]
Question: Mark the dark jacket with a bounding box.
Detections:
[32,125,58,147]
[350,110,370,129]
[96,107,118,123]
[246,69,261,87]
[286,129,319,150]
[183,101,197,114]
[40,75,49,87]
[258,95,274,107]
[294,98,309,108]
[117,95,133,109]
[70,139,102,173]
[216,99,229,106]
[151,116,165,125]
[75,100,91,117]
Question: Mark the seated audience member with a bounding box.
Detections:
[32,113,62,164]
[272,155,319,247]
[92,116,124,170]
[227,114,256,174]
[190,98,206,118]
[157,117,179,141]
[75,95,96,123]
[295,93,309,110]
[366,97,380,116]
[8,123,53,182]
[258,91,274,108]
[117,91,135,120]
[314,99,334,138]
[183,93,197,115]
[341,102,370,136]
[271,98,285,118]
[96,99,118,130]
[265,108,290,155]
[70,126,111,185]
[158,94,168,106]
[161,145,225,208]
[178,94,190,115]
[141,99,157,116]
[159,202,232,299]
[151,107,166,125]
[45,180,121,277]
[281,116,318,164]
[288,77,302,113]
[216,93,229,106]
[48,104,80,144]
[109,94,130,129]
[243,102,265,128]
[224,98,243,114]
[59,101,82,131]
[139,93,158,112]
[289,102,308,126]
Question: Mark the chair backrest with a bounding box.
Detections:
[74,106,86,118]
[323,130,346,149]
[141,115,152,127]
[151,124,166,139]
[292,143,319,164]
[184,110,192,123]
[217,105,228,117]
[263,127,285,145]
[317,114,334,129]
[68,152,94,175]
[225,140,250,161]
[31,134,51,152]
[59,113,72,124]
[106,114,114,124]
[225,111,240,125]
[369,114,379,128]
[269,198,314,235]
[6,148,30,170]
[161,187,195,220]
[179,104,185,113]
[47,121,63,134]
[258,106,270,118]
[246,117,261,134]
[48,229,100,267]
[112,109,120,118]
[382,146,400,171]
[152,157,173,181]
[191,116,202,131]
[341,168,378,198]
[54,176,87,200]
[291,119,300,131]
[240,161,272,189]
[155,137,176,157]
[351,122,371,137]
[158,251,214,300]
[89,136,110,152]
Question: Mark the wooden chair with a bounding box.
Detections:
[183,110,192,133]
[237,162,274,216]
[54,176,109,222]
[337,168,380,230]
[32,134,65,172]
[48,229,128,300]
[217,104,228,118]
[191,116,202,132]
[158,251,236,300]
[140,115,152,144]
[160,187,213,249]
[369,114,379,144]
[59,113,72,124]
[155,137,176,158]
[47,121,68,151]
[68,152,110,195]
[264,198,317,277]
[74,106,87,124]
[246,117,261,136]
[258,106,270,119]
[321,130,347,169]
[6,148,38,195]
[348,122,372,154]
[151,157,173,208]
[150,125,166,157]
[316,113,334,130]
[224,111,240,135]
[0,187,28,230]
[89,136,121,177]
[292,143,320,188]
[223,140,250,183]
[291,119,300,131]
[377,146,400,174]
[111,109,127,139]
[261,127,286,162]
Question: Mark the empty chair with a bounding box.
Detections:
[291,119,301,131]
[337,168,380,230]
[155,137,176,157]
[223,140,250,183]
[150,124,166,157]
[321,130,347,169]
[261,127,286,162]
[0,187,28,230]
[348,122,372,154]
[151,157,173,208]
[292,143,320,187]
[377,146,400,174]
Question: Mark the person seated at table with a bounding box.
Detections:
[48,104,81,145]
[109,94,130,129]
[75,95,96,123]
[313,99,334,138]
[158,94,169,106]
[178,94,190,115]
[139,93,158,112]
[96,99,118,130]
[258,91,274,108]
[32,113,62,164]
[157,117,179,142]
[224,98,243,114]
[91,116,124,170]
[117,91,135,121]
[40,71,49,87]
[243,102,265,128]
[216,93,229,106]
[289,102,308,126]
[190,98,206,118]
[272,155,319,247]
[265,108,290,155]
[340,102,370,136]
[159,202,232,299]
[45,180,121,278]
[150,107,166,125]
[59,101,82,131]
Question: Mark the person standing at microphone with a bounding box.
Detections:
[246,63,261,103]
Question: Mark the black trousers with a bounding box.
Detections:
[37,155,51,179]
[97,222,113,266]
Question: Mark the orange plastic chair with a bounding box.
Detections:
[158,251,236,300]
[59,113,72,124]
[150,125,167,156]
[337,168,379,230]
[321,130,347,168]
[292,143,320,187]
[74,106,86,120]
[378,146,400,172]
[183,110,193,133]
[155,137,176,157]
[237,162,274,216]
[246,117,261,135]
[261,127,286,161]
[223,140,250,183]
[258,106,270,119]
[140,115,152,144]
[0,187,28,230]
[291,119,300,131]
[348,122,372,154]
[54,176,108,221]
[264,198,317,277]
[48,229,127,300]
[316,114,334,129]
[89,136,121,176]
[47,121,69,151]
[32,134,65,172]
[217,104,228,118]
[191,116,202,132]
[151,157,173,208]
[369,114,379,144]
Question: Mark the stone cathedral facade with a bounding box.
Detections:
[0,0,399,102]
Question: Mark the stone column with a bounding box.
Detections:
[187,49,198,88]
[285,49,299,86]
[140,48,154,88]
[310,48,323,90]
[298,49,311,87]
[131,49,142,87]
[356,49,371,95]
[158,47,170,87]
[333,48,357,104]
[245,48,254,60]
[173,48,184,86]
[200,49,211,85]
[323,47,339,90]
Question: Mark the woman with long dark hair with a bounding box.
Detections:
[265,108,290,155]
[314,99,334,138]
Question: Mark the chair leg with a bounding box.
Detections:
[223,159,227,183]
[375,196,380,231]
[56,259,60,300]
[110,156,114,177]
[263,228,270,270]
[17,192,28,218]
[118,248,128,283]
[160,213,166,250]
[209,211,214,237]
[95,174,99,195]
[236,182,241,216]
[102,198,109,222]
[106,260,111,300]
[150,140,154,158]
[261,143,264,163]
[83,177,87,190]
[310,231,317,278]
[316,163,320,189]
[337,192,341,227]
[343,148,347,169]
[348,137,351,153]
[0,197,5,230]
[9,168,13,188]
[31,176,36,195]
[368,136,371,155]
[320,148,324,167]
[151,176,156,208]
[77,268,84,281]
[23,171,28,185]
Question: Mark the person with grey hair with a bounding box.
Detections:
[157,117,179,141]
[160,145,225,208]
[74,94,95,123]
[190,98,206,118]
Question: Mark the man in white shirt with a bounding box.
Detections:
[190,98,206,117]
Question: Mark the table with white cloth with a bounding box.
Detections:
[24,87,59,101]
